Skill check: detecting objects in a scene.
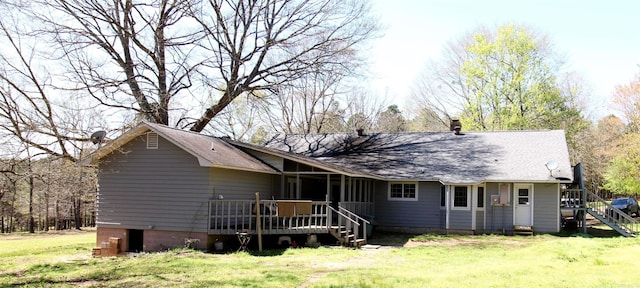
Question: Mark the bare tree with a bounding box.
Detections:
[375,105,406,133]
[26,0,202,126]
[13,0,377,133]
[343,89,386,133]
[188,0,378,132]
[208,94,266,141]
[267,66,351,134]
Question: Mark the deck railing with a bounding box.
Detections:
[339,206,370,244]
[584,190,639,237]
[208,200,331,235]
[339,201,374,217]
[563,188,639,237]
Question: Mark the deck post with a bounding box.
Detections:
[255,192,263,252]
[581,188,587,234]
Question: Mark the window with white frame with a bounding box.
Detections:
[388,182,418,201]
[452,186,470,210]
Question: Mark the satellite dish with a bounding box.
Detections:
[90,130,107,145]
[545,160,558,176]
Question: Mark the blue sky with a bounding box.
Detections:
[368,0,640,120]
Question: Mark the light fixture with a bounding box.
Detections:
[545,160,558,176]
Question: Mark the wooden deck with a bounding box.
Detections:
[208,200,332,235]
[208,199,371,246]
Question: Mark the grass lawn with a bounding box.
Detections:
[0,228,638,287]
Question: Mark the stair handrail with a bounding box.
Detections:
[585,190,639,236]
[338,206,371,225]
[328,206,360,227]
[338,206,370,244]
[328,205,361,245]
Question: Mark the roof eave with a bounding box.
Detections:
[81,124,150,166]
[228,140,382,179]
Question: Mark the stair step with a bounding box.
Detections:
[513,225,534,236]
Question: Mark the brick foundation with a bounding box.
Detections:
[96,227,128,253]
[96,227,208,252]
[143,230,208,251]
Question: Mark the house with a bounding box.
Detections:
[84,121,574,252]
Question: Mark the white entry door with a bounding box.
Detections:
[514,184,533,226]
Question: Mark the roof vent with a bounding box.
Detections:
[146,132,159,149]
[450,119,462,135]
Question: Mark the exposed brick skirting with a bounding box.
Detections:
[96,227,208,252]
[96,227,128,253]
[144,230,208,251]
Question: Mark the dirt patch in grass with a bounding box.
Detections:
[367,231,534,249]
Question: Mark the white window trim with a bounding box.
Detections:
[387,182,419,201]
[451,185,471,211]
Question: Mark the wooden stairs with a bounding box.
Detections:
[330,226,367,247]
[583,190,638,237]
[328,206,370,247]
[513,225,534,236]
[564,164,639,237]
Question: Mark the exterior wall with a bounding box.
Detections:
[373,181,560,234]
[97,227,128,253]
[374,181,442,230]
[533,183,560,233]
[96,227,208,252]
[449,209,472,230]
[485,182,514,233]
[97,135,211,233]
[475,210,485,232]
[96,135,276,251]
[210,167,275,201]
[144,230,208,251]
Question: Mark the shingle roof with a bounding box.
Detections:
[85,122,278,174]
[264,130,573,184]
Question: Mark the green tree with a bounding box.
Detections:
[412,24,587,134]
[460,24,574,130]
[602,133,640,196]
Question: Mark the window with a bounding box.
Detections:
[518,188,529,205]
[388,182,418,201]
[451,186,470,210]
[440,186,446,207]
[477,187,484,208]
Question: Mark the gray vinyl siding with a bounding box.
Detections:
[485,183,514,233]
[241,149,283,171]
[476,210,485,231]
[97,135,211,233]
[97,136,277,233]
[448,209,472,230]
[533,183,560,233]
[210,168,274,201]
[375,181,441,228]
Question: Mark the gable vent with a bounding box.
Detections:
[146,132,159,149]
